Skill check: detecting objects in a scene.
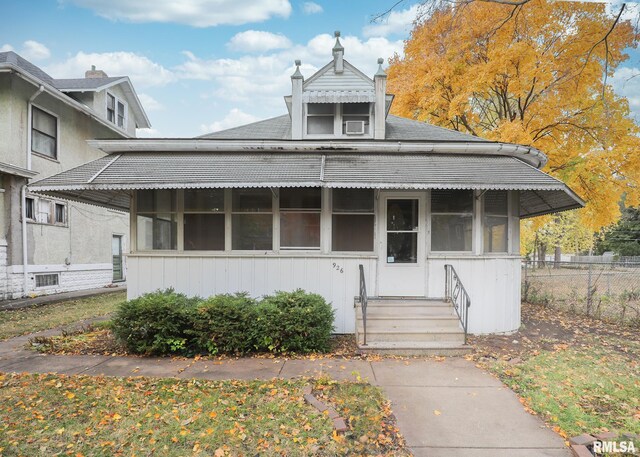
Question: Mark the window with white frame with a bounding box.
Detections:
[232,189,273,250]
[183,189,225,250]
[106,92,127,129]
[483,191,508,253]
[25,197,35,220]
[342,103,370,135]
[306,103,335,135]
[24,196,67,225]
[332,189,375,252]
[136,190,177,250]
[280,188,321,249]
[431,190,473,252]
[32,106,57,159]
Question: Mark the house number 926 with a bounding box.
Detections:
[332,263,344,274]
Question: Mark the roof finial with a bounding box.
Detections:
[375,57,386,77]
[333,30,344,52]
[291,59,303,79]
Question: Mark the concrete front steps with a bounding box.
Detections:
[355,297,471,356]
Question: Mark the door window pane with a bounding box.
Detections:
[431,215,472,251]
[332,214,374,252]
[387,232,418,263]
[281,213,320,248]
[184,213,225,250]
[387,200,418,231]
[232,214,272,250]
[136,214,177,250]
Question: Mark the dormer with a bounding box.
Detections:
[288,31,391,140]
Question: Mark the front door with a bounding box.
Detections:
[377,192,426,296]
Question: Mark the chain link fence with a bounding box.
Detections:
[522,260,640,327]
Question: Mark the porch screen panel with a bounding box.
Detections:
[136,190,177,250]
[232,189,273,250]
[332,189,374,252]
[184,189,225,250]
[280,188,321,249]
[483,190,508,253]
[431,190,473,252]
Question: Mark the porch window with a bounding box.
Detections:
[183,189,225,250]
[280,188,321,249]
[136,190,177,250]
[332,189,374,252]
[232,189,273,250]
[483,191,508,253]
[431,190,473,252]
[306,103,334,135]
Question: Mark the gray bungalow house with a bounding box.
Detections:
[28,34,583,353]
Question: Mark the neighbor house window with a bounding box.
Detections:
[183,189,225,251]
[306,103,335,135]
[431,190,473,251]
[107,92,127,129]
[280,188,321,249]
[232,189,273,250]
[54,203,66,224]
[342,103,370,135]
[25,198,35,220]
[332,189,374,252]
[32,107,57,159]
[483,191,508,253]
[38,198,52,224]
[136,190,177,250]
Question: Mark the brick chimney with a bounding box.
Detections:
[85,65,108,78]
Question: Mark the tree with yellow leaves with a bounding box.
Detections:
[387,0,639,231]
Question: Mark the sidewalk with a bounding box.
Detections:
[0,331,569,457]
[0,285,126,311]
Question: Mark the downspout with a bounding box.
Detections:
[22,84,44,296]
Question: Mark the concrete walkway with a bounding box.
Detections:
[0,285,126,311]
[0,332,569,456]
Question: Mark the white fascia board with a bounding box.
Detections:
[86,139,548,168]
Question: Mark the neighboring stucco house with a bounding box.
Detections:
[0,51,150,299]
[28,34,584,352]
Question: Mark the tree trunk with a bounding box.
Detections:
[554,245,562,269]
[538,243,547,267]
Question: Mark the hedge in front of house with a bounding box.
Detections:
[112,289,335,356]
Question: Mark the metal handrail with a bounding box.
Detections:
[358,264,368,346]
[444,264,471,344]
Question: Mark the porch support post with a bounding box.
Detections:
[473,190,483,255]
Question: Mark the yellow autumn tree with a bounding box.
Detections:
[387,0,640,231]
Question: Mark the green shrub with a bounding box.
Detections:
[112,289,200,355]
[189,293,257,355]
[256,289,334,353]
[112,288,335,356]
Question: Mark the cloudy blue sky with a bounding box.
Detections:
[2,0,638,137]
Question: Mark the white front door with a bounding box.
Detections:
[377,192,426,296]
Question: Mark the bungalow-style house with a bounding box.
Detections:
[0,51,150,299]
[28,34,583,353]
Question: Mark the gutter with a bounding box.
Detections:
[87,139,548,168]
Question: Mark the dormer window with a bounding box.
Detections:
[106,92,127,129]
[306,103,334,134]
[342,103,370,135]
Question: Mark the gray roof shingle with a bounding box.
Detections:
[198,113,487,143]
[53,77,126,91]
[0,51,55,85]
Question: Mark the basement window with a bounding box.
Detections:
[35,273,59,288]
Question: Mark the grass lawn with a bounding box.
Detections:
[0,373,407,456]
[471,303,640,441]
[0,291,126,340]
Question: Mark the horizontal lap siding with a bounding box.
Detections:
[127,256,377,333]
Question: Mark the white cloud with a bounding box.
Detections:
[0,40,51,61]
[200,108,261,133]
[63,0,292,27]
[610,66,640,121]
[137,93,163,112]
[46,51,175,87]
[227,30,292,53]
[302,2,323,14]
[362,3,421,38]
[136,127,162,138]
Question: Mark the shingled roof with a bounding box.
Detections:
[199,114,487,143]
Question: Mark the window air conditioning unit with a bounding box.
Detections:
[345,120,365,135]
